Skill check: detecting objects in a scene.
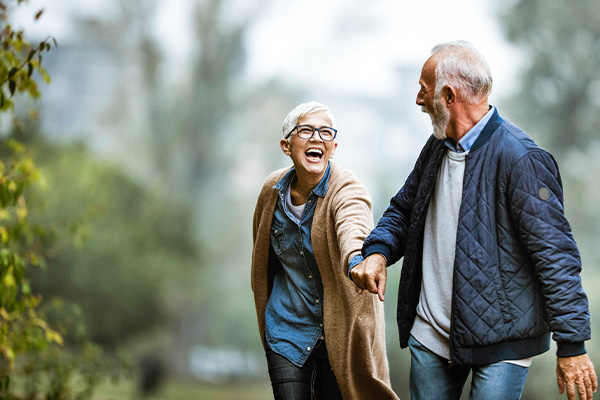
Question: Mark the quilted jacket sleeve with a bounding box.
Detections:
[362,137,438,265]
[362,174,415,265]
[508,149,590,356]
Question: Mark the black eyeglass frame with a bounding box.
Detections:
[285,125,338,142]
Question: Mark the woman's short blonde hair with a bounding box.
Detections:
[282,101,336,139]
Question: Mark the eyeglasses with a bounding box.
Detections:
[286,125,337,142]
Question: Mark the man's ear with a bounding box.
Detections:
[280,139,291,156]
[443,85,457,107]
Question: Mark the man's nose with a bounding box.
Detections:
[416,92,424,106]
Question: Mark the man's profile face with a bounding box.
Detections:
[417,55,449,140]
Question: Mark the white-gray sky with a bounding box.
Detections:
[11,0,526,200]
[14,0,521,100]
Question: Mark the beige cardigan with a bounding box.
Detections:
[251,161,399,400]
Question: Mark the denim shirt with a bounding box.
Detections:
[265,163,331,367]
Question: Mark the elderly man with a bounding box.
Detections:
[350,41,597,400]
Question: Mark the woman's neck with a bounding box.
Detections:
[289,171,322,206]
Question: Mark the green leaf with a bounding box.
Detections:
[22,282,30,295]
[0,249,9,266]
[1,374,9,391]
[8,79,16,97]
[4,273,16,288]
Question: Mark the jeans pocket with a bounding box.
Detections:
[271,223,285,255]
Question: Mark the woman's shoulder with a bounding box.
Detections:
[254,166,291,213]
[261,166,292,188]
[329,161,362,186]
[328,161,370,200]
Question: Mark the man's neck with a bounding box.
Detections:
[446,103,490,143]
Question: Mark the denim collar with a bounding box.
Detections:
[273,162,331,198]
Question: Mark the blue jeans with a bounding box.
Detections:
[265,340,342,400]
[408,335,529,400]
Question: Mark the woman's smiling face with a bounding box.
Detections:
[280,110,337,180]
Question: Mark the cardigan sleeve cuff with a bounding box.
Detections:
[362,243,390,266]
[556,341,587,358]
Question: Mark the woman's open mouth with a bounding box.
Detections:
[305,147,323,162]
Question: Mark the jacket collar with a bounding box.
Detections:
[469,107,504,153]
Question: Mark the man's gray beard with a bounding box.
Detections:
[425,95,450,140]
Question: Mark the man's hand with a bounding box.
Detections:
[350,253,387,302]
[557,354,598,400]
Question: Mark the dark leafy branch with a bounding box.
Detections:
[0,35,56,96]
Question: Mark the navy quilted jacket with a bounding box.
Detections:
[363,109,590,366]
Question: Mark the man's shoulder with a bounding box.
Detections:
[492,119,549,158]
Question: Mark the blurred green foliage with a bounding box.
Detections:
[501,0,600,152]
[0,2,136,398]
[0,0,63,384]
[25,136,199,349]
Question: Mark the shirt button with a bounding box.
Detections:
[308,275,313,279]
[300,251,304,256]
[307,346,311,351]
[320,323,323,327]
[315,299,320,303]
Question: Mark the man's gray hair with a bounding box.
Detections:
[282,101,336,139]
[431,41,493,103]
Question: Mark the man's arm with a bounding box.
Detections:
[349,183,414,303]
[508,150,595,398]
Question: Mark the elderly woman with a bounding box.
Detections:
[251,101,398,399]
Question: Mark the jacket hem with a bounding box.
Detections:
[452,333,551,366]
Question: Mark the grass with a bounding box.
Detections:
[93,377,272,400]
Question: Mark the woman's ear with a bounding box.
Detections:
[280,139,291,156]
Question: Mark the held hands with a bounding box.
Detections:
[557,354,598,400]
[350,253,387,302]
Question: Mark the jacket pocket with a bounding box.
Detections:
[270,223,285,255]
